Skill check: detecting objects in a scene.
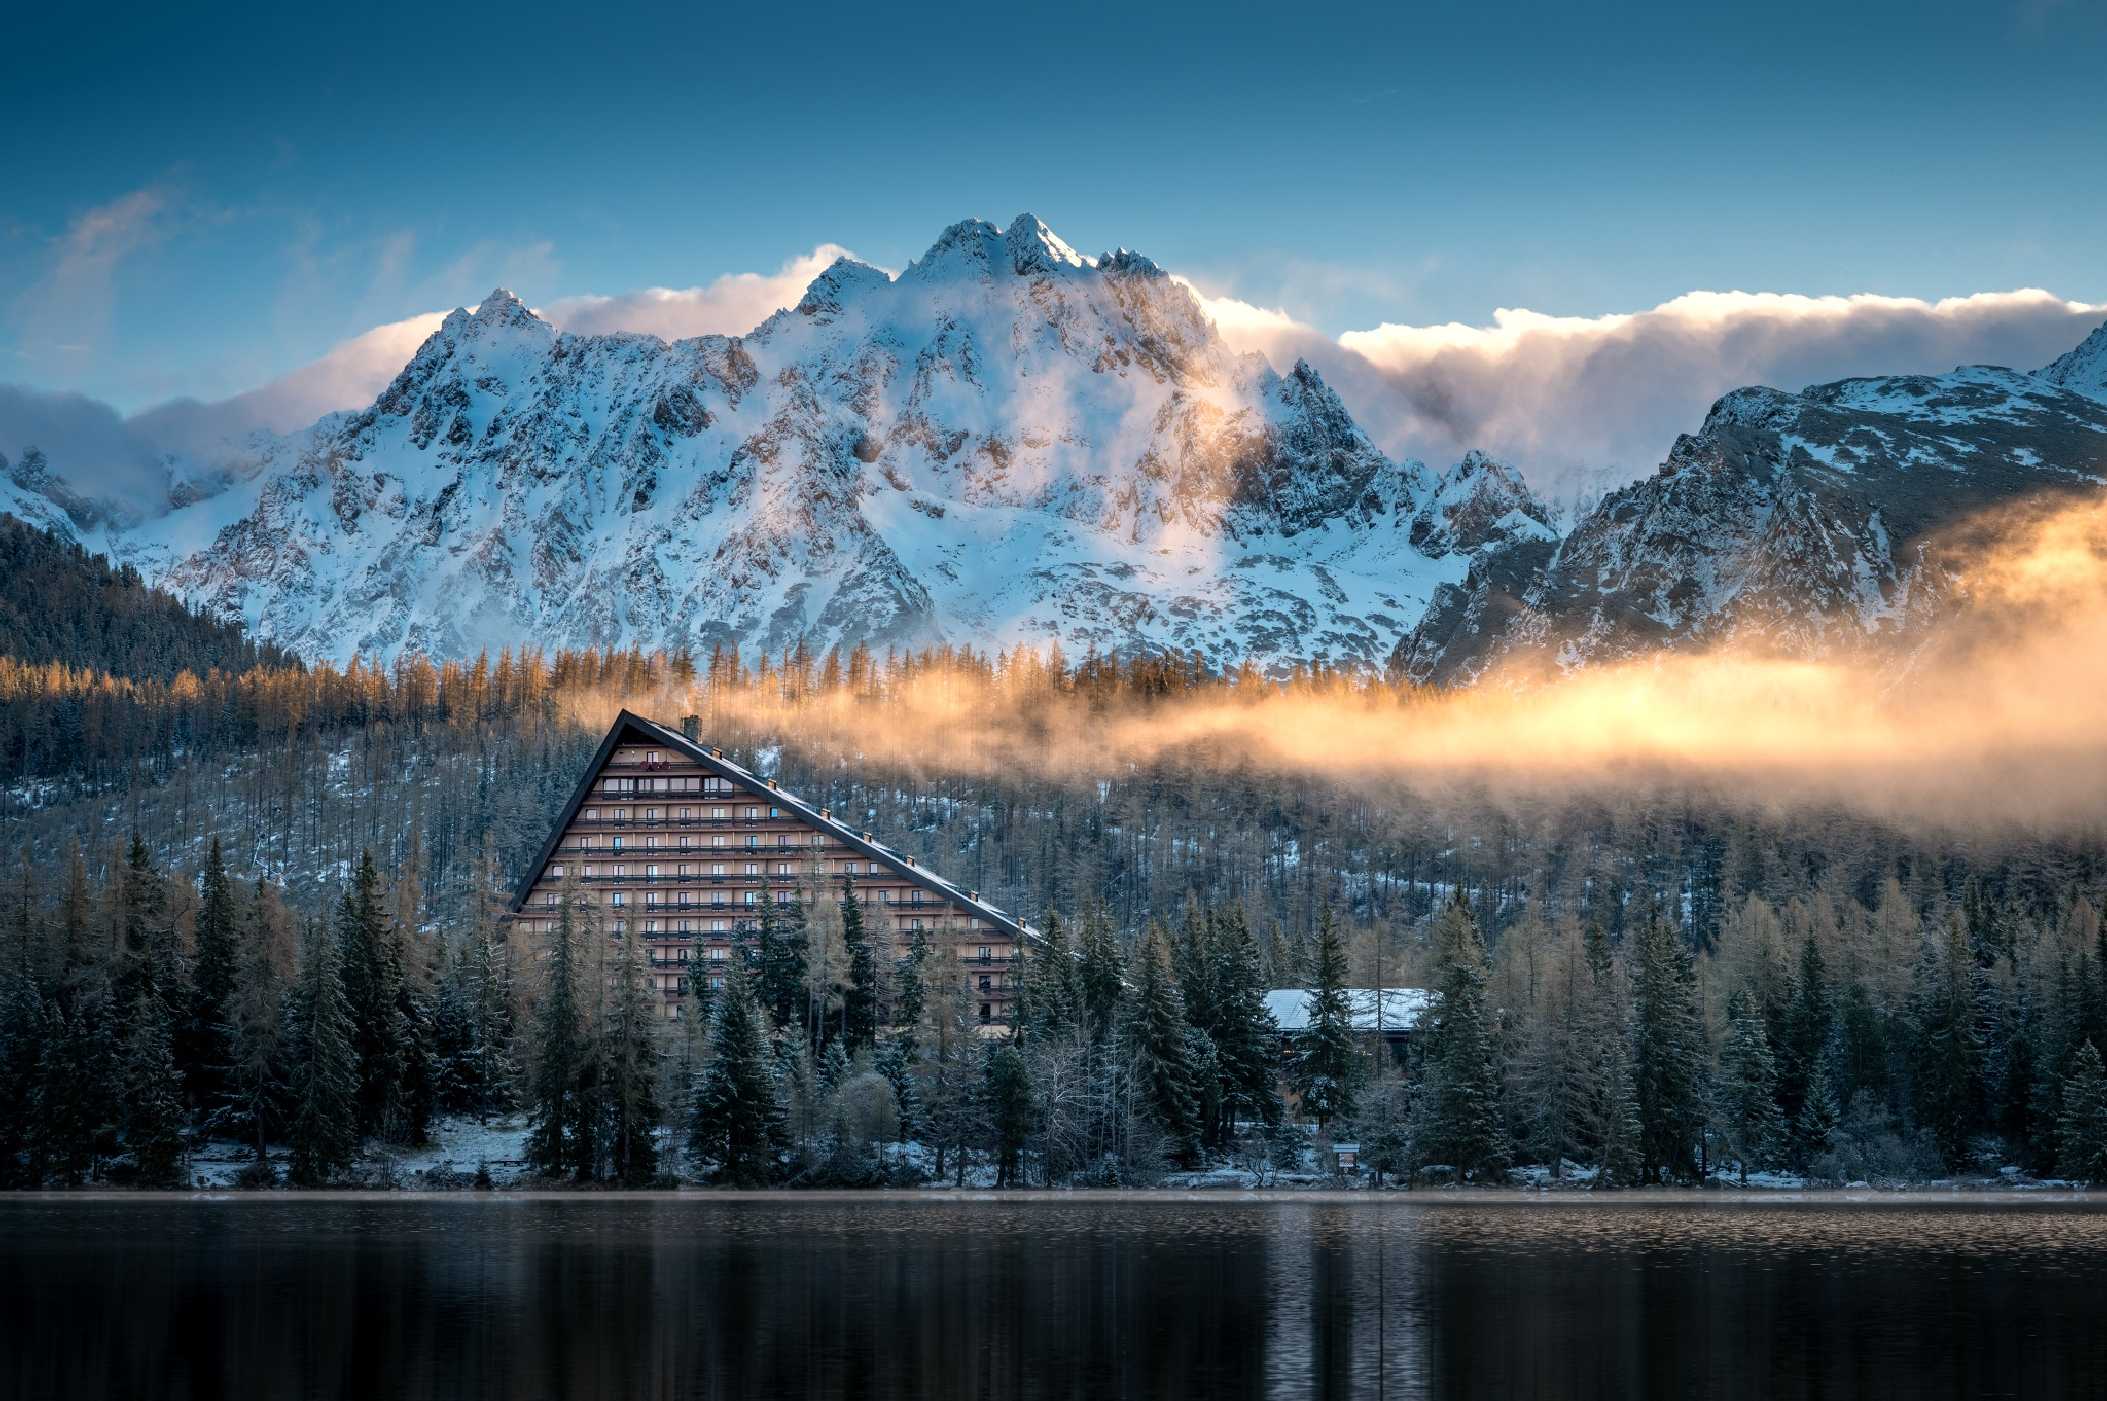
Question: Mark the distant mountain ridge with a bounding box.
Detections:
[2,213,2102,680]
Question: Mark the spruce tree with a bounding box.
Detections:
[1713,991,1784,1184]
[2057,1040,2107,1182]
[981,1043,1034,1188]
[842,884,880,1053]
[286,918,359,1186]
[1078,908,1125,1045]
[1793,1057,1841,1171]
[1206,906,1284,1142]
[1293,907,1358,1131]
[600,929,663,1186]
[1411,896,1509,1180]
[1908,914,1984,1169]
[895,923,931,1040]
[222,882,284,1172]
[182,836,239,1113]
[526,878,592,1179]
[123,943,189,1188]
[1630,915,1705,1182]
[755,894,809,1033]
[688,960,781,1186]
[1127,924,1201,1163]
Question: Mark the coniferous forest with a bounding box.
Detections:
[4,514,2107,1190]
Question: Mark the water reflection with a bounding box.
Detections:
[5,1195,2107,1400]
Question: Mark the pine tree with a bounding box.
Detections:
[1126,924,1201,1163]
[2057,1041,2107,1182]
[1630,915,1706,1182]
[874,1037,921,1142]
[600,929,663,1186]
[1293,907,1358,1131]
[1410,896,1509,1180]
[688,960,781,1186]
[1712,991,1784,1184]
[122,942,189,1188]
[526,877,593,1179]
[337,851,406,1139]
[286,917,359,1186]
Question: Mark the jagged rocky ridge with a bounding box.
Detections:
[58,214,1553,667]
[1393,353,2107,684]
[5,214,2103,681]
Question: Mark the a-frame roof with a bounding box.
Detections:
[505,709,1040,946]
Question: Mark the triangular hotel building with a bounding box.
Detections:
[505,711,1026,1026]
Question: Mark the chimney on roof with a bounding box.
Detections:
[709,746,722,759]
[680,714,700,742]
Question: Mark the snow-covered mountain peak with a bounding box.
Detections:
[2040,316,2107,402]
[795,257,892,319]
[1001,211,1090,274]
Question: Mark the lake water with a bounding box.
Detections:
[5,1193,2107,1400]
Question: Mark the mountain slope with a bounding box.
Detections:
[110,215,1549,668]
[1395,351,2107,684]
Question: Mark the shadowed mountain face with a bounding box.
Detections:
[1392,354,2107,686]
[2,216,2101,679]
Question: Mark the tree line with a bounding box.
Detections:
[4,830,2105,1188]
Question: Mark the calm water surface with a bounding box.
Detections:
[5,1193,2107,1400]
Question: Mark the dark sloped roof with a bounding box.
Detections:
[506,710,1041,947]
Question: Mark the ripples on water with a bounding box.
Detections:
[5,1195,2107,1400]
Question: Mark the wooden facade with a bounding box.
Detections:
[504,711,1026,1026]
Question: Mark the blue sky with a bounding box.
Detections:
[3,0,2104,422]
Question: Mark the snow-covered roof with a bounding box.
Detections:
[1263,987,1431,1034]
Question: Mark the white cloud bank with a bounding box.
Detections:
[544,244,864,341]
[1184,283,2107,495]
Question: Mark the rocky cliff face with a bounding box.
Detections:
[99,214,1551,668]
[1394,355,2107,684]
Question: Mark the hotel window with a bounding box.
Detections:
[776,862,794,876]
[777,835,792,848]
[677,919,694,933]
[710,920,728,932]
[583,864,597,878]
[744,806,760,819]
[708,976,725,991]
[678,806,692,820]
[742,891,758,905]
[610,892,625,907]
[612,864,626,878]
[679,863,696,876]
[679,836,693,850]
[769,807,781,818]
[712,835,726,848]
[712,807,728,819]
[708,947,727,961]
[646,835,660,850]
[979,976,992,992]
[645,919,661,933]
[584,808,597,820]
[645,864,661,878]
[745,835,759,849]
[743,863,760,876]
[677,948,690,962]
[978,946,991,961]
[547,864,563,879]
[645,892,661,908]
[544,892,558,907]
[612,919,625,934]
[645,808,659,822]
[775,890,793,905]
[611,836,624,851]
[712,863,727,876]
